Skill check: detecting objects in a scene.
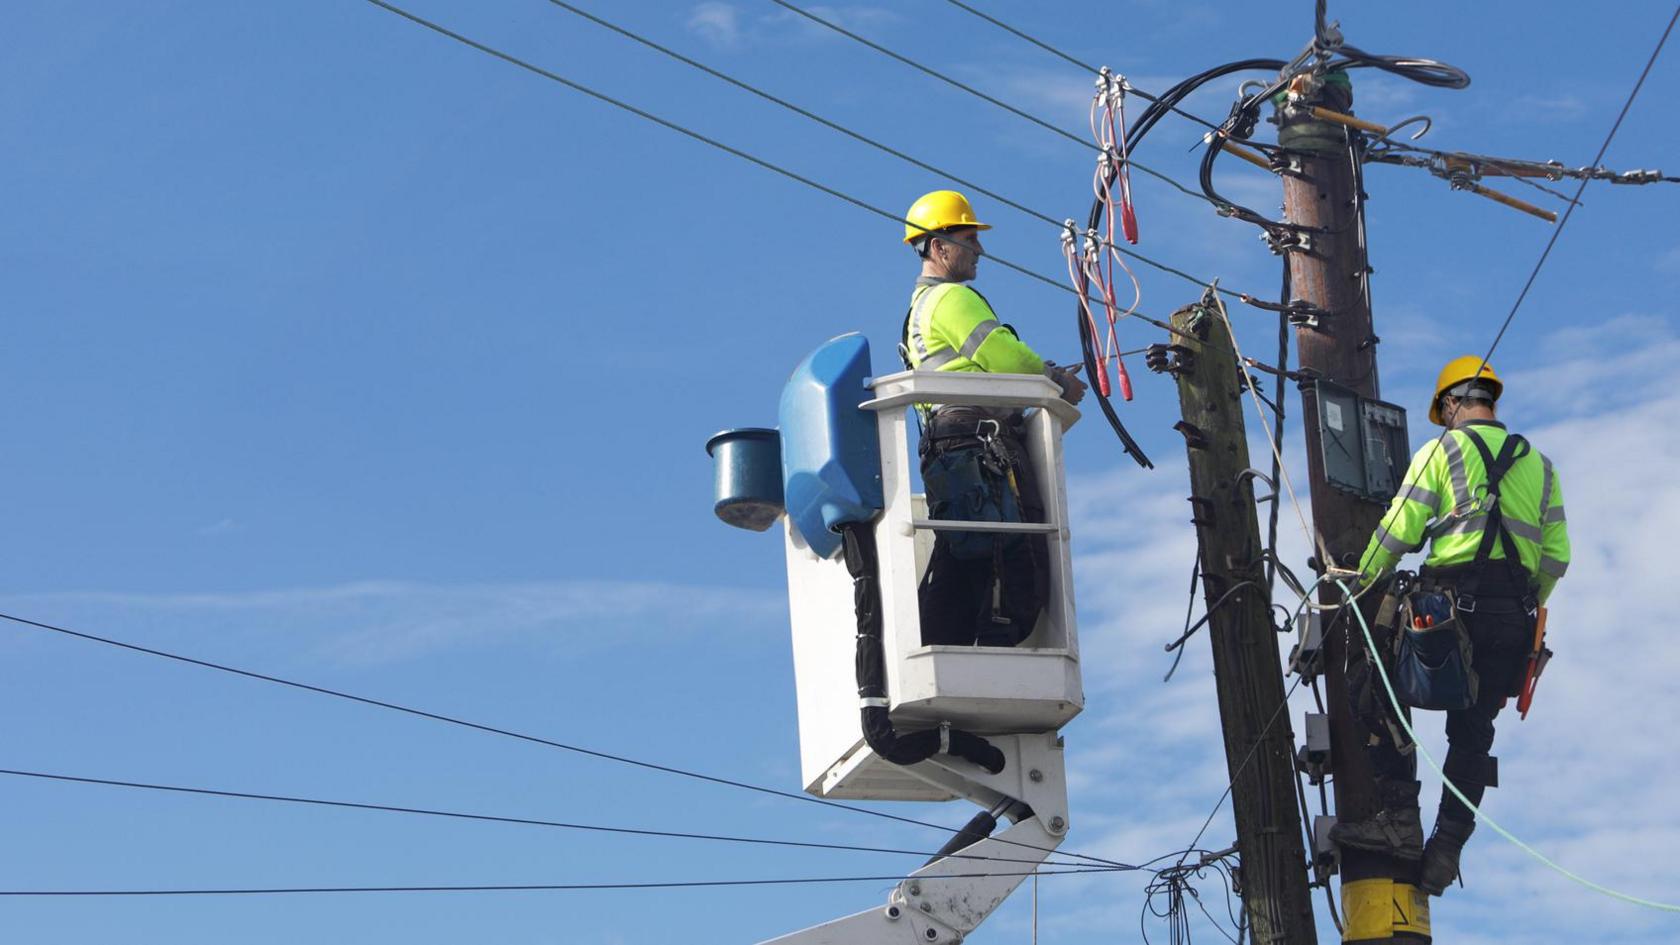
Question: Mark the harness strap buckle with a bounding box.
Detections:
[1455,592,1477,614]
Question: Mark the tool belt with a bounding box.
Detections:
[920,408,1029,561]
[1391,579,1479,711]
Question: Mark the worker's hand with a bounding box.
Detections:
[1054,365,1087,405]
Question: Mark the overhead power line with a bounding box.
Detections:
[765,0,1244,208]
[543,0,1211,210]
[359,0,1212,334]
[538,0,1245,304]
[938,0,1233,139]
[0,609,1134,872]
[0,768,1094,869]
[0,867,1128,898]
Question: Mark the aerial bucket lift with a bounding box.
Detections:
[710,334,1085,945]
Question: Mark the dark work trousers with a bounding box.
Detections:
[1362,581,1535,827]
[916,413,1048,647]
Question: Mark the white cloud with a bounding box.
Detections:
[689,3,899,51]
[1505,93,1589,124]
[1657,245,1680,275]
[687,2,743,50]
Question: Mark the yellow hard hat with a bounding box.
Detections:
[1429,355,1503,426]
[903,189,991,244]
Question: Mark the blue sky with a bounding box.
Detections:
[3,1,1677,942]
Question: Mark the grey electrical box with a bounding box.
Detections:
[1314,379,1410,502]
[1289,610,1325,678]
[1312,815,1340,881]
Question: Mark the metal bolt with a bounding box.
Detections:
[908,883,921,896]
[1049,816,1066,832]
[1028,769,1043,783]
[925,930,939,941]
[920,902,932,913]
[886,906,901,920]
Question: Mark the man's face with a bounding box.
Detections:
[934,227,983,280]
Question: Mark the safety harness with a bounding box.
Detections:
[1451,428,1540,612]
[898,281,1044,644]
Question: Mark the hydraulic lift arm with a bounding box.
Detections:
[759,734,1071,945]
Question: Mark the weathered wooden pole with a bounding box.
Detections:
[1155,297,1318,945]
[1277,74,1430,942]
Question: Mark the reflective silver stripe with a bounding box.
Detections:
[1545,505,1567,524]
[1378,526,1416,554]
[1539,556,1569,579]
[920,348,959,370]
[1437,512,1488,537]
[957,318,1000,360]
[1399,483,1441,509]
[1441,433,1470,510]
[1433,510,1541,545]
[907,284,945,364]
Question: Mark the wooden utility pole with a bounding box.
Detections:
[1159,298,1317,945]
[1276,76,1430,941]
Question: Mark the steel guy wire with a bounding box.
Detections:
[537,0,1225,303]
[0,609,1135,872]
[358,0,1202,336]
[1374,2,1677,549]
[1475,3,1677,373]
[0,867,1130,898]
[1336,579,1680,913]
[0,768,1093,870]
[763,0,1240,211]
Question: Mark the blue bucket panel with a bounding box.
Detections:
[778,333,883,559]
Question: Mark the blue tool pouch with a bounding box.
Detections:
[922,445,1022,560]
[1393,589,1479,710]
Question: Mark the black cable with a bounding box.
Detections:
[0,866,1128,897]
[0,768,1091,869]
[0,610,1134,870]
[1264,262,1290,595]
[1164,556,1201,683]
[1161,581,1261,682]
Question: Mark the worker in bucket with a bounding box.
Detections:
[1333,356,1570,895]
[897,189,1086,648]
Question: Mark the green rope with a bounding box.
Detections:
[1335,579,1680,912]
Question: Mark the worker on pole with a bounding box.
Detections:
[898,189,1086,647]
[1333,356,1571,895]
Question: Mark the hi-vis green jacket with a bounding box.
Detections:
[904,277,1046,375]
[1357,420,1570,603]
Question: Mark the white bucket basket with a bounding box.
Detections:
[784,370,1085,801]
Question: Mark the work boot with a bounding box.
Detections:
[1330,780,1425,860]
[1419,819,1475,895]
